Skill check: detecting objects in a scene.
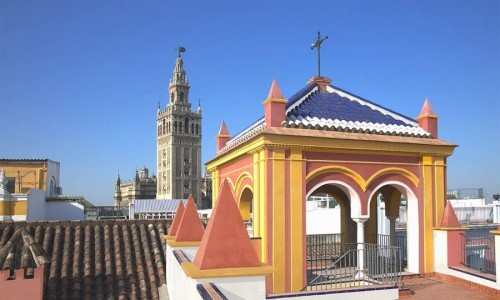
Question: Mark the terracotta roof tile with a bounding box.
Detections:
[0,219,171,300]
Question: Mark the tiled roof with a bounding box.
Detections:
[216,81,431,155]
[46,196,95,209]
[0,227,50,272]
[0,159,50,162]
[133,199,187,213]
[0,219,171,300]
[284,85,430,137]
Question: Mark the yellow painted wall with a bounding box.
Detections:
[258,150,267,260]
[0,162,48,193]
[289,150,304,291]
[0,201,28,215]
[434,157,446,225]
[422,156,434,273]
[253,152,261,238]
[271,149,286,293]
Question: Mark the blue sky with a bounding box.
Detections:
[1,0,498,205]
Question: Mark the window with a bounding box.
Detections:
[6,177,15,193]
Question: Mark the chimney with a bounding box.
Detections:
[416,98,438,138]
[215,121,230,152]
[307,76,332,91]
[263,79,287,128]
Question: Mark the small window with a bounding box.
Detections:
[6,178,15,193]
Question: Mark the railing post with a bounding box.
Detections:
[493,200,500,224]
[353,218,368,279]
[387,216,397,247]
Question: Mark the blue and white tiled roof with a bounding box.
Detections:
[284,84,430,137]
[217,82,430,155]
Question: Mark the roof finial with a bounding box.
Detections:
[311,31,329,77]
[0,168,7,194]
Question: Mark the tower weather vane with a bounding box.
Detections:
[311,31,328,77]
[176,45,186,57]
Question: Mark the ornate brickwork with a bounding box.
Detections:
[156,52,202,207]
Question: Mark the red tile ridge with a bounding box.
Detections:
[193,179,261,270]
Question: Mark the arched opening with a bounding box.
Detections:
[306,185,356,244]
[50,177,56,196]
[369,181,419,273]
[305,180,361,286]
[239,187,253,237]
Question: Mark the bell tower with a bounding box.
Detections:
[157,47,203,207]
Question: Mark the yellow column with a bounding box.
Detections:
[272,149,286,293]
[422,156,434,273]
[289,150,304,291]
[434,157,446,225]
[259,150,267,260]
[211,169,219,207]
[253,151,261,238]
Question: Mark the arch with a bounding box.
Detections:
[306,180,362,219]
[50,177,57,196]
[306,166,366,191]
[366,168,419,189]
[239,186,253,221]
[367,180,420,273]
[235,172,253,200]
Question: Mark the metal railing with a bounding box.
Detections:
[454,207,493,224]
[304,243,402,291]
[370,234,407,267]
[460,232,496,275]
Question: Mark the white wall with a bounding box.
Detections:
[166,244,267,300]
[306,205,341,235]
[434,229,500,290]
[26,189,46,220]
[46,160,61,196]
[45,201,85,220]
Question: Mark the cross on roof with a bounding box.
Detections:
[311,31,329,77]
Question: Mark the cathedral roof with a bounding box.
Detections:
[217,80,433,155]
